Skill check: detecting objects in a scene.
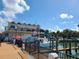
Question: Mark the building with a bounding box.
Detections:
[5,22,45,39]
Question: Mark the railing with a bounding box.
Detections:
[58,52,79,59]
[23,39,79,59]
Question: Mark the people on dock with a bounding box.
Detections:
[16,38,22,47]
[13,38,16,45]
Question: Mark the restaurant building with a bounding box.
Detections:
[5,22,45,38]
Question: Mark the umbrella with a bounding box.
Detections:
[15,36,22,39]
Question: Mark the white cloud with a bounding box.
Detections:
[74,25,79,31]
[0,17,5,23]
[1,0,30,18]
[71,28,79,31]
[0,0,30,32]
[7,19,14,22]
[55,25,62,32]
[0,26,5,32]
[62,21,74,25]
[0,17,6,32]
[70,24,79,31]
[59,13,74,19]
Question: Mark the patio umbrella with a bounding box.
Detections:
[15,36,22,39]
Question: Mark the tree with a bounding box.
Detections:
[63,29,73,38]
[44,30,49,38]
[10,21,15,24]
[56,30,63,37]
[77,24,79,27]
[17,22,21,25]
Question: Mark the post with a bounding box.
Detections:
[37,40,40,59]
[52,40,54,49]
[63,38,64,49]
[49,38,52,49]
[56,37,58,53]
[75,39,77,54]
[36,26,40,59]
[69,42,71,55]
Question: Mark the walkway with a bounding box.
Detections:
[0,42,30,59]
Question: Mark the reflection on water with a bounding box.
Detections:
[71,50,79,58]
[59,46,79,58]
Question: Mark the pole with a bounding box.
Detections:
[37,40,40,59]
[75,39,77,54]
[37,27,40,59]
[56,36,58,53]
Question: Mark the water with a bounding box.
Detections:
[40,42,79,58]
[71,50,79,57]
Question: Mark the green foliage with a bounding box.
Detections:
[50,29,79,39]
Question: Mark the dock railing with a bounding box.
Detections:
[58,52,79,59]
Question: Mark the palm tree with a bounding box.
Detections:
[11,21,15,24]
[17,22,21,25]
[77,24,79,27]
[44,30,49,38]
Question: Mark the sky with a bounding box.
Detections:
[0,0,79,32]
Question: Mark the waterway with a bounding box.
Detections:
[40,40,79,58]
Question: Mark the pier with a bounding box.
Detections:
[24,38,79,59]
[0,42,30,59]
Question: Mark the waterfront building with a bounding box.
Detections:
[5,22,45,39]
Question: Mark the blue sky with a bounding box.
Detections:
[0,0,79,32]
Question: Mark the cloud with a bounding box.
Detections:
[59,13,74,19]
[69,24,79,31]
[0,26,5,32]
[73,24,79,31]
[0,17,6,32]
[1,0,30,18]
[0,0,30,32]
[62,21,74,25]
[71,27,79,31]
[52,25,63,32]
[0,17,5,23]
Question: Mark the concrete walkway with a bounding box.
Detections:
[0,43,30,59]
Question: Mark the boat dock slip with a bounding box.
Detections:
[0,43,30,59]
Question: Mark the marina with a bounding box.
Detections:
[23,37,79,59]
[0,0,79,59]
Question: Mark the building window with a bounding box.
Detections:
[9,25,16,30]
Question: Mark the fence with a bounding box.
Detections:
[58,52,79,59]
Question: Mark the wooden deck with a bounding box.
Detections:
[0,43,31,59]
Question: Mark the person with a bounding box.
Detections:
[18,38,22,47]
[13,38,16,45]
[22,43,25,51]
